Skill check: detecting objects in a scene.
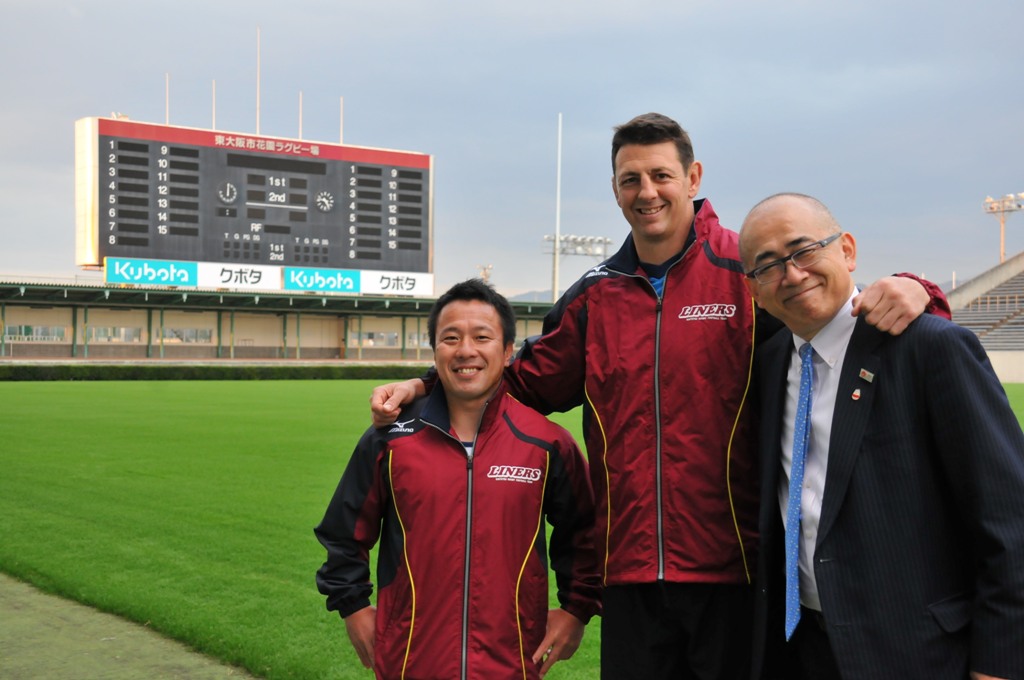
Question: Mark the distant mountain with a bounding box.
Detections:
[510,290,556,303]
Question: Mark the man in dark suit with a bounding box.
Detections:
[739,193,1024,680]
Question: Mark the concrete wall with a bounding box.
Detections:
[5,306,74,331]
[988,351,1024,384]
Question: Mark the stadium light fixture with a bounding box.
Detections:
[983,192,1024,263]
[544,234,614,260]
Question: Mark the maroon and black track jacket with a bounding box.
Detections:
[505,199,764,588]
[315,384,601,680]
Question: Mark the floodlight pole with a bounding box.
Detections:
[256,27,261,135]
[983,192,1024,263]
[552,113,563,302]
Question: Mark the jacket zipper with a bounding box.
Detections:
[653,294,665,581]
[606,233,696,584]
[649,243,694,582]
[652,241,698,582]
[611,268,669,582]
[426,402,488,680]
[461,441,474,680]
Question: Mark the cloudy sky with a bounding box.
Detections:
[2,0,1022,297]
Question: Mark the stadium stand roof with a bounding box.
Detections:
[0,278,554,321]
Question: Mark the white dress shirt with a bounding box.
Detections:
[778,289,858,612]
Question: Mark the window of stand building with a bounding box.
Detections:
[87,327,143,343]
[161,328,214,344]
[407,332,431,348]
[350,331,400,347]
[5,325,68,342]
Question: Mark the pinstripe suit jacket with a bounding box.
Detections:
[751,314,1024,680]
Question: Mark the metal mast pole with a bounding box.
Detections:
[552,113,562,303]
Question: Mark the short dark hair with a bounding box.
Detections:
[611,112,694,173]
[427,278,516,350]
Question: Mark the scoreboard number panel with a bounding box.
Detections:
[75,117,433,274]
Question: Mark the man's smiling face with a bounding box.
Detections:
[433,299,512,409]
[741,195,858,341]
[612,140,702,261]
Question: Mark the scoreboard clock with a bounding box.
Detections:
[74,117,433,276]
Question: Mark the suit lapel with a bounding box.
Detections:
[816,319,885,545]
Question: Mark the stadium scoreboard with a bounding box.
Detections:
[75,117,433,294]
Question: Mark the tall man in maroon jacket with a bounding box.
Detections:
[316,279,600,679]
[369,114,948,679]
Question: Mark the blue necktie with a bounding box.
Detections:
[785,342,814,640]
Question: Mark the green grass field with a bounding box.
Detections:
[1,380,1022,679]
[1006,383,1024,424]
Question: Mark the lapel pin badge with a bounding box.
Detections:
[852,388,862,401]
[858,368,875,383]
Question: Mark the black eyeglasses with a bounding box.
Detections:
[744,232,843,285]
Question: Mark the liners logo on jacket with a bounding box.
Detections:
[487,465,543,484]
[678,303,737,321]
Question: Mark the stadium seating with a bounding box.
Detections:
[952,270,1024,351]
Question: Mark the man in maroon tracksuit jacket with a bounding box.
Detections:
[316,279,600,679]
